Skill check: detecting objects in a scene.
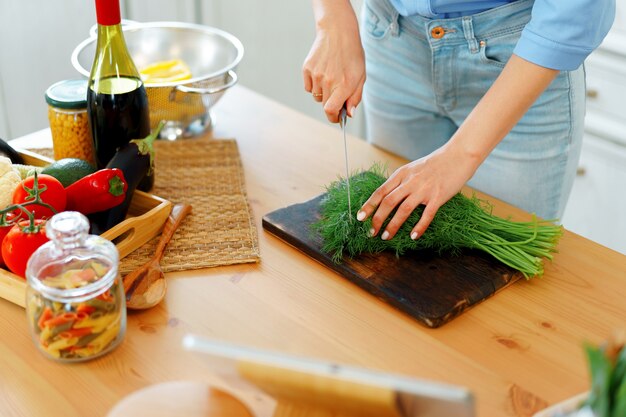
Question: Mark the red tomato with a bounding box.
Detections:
[12,174,66,219]
[0,212,19,267]
[1,220,49,278]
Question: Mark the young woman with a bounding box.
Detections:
[303,0,615,241]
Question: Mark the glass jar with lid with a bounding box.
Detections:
[45,79,96,165]
[25,211,126,362]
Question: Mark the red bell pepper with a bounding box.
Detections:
[65,169,128,215]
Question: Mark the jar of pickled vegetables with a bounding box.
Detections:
[45,79,95,165]
[25,211,126,362]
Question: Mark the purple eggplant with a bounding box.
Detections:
[0,137,24,164]
[88,121,164,235]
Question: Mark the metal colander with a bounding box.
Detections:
[71,21,243,139]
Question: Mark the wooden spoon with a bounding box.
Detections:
[123,203,192,310]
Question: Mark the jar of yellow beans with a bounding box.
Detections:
[45,80,95,165]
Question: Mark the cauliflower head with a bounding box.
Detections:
[0,156,21,210]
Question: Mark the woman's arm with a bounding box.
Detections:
[357,54,559,240]
[302,0,365,122]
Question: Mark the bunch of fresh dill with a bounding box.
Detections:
[312,166,563,278]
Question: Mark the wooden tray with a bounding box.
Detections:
[0,149,172,308]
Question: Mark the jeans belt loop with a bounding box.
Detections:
[462,16,479,54]
[389,7,400,36]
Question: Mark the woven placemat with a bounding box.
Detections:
[32,139,260,274]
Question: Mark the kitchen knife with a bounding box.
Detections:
[340,106,352,221]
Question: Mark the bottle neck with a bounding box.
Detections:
[91,23,142,84]
[95,23,125,50]
[95,0,121,26]
[93,0,126,57]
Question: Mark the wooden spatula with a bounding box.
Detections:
[123,203,192,310]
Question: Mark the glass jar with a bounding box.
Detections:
[45,79,96,165]
[25,211,126,362]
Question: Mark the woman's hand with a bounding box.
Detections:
[356,143,480,241]
[303,0,365,123]
[356,55,559,241]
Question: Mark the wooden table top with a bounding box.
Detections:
[2,85,625,417]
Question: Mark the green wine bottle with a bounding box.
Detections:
[87,0,153,191]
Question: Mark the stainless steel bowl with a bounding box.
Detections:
[71,21,244,139]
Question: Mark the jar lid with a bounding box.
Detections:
[45,79,88,109]
[26,211,119,303]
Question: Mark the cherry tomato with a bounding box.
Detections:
[1,220,49,278]
[0,212,19,267]
[12,174,66,219]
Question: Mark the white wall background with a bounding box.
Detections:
[0,0,364,140]
[0,0,95,139]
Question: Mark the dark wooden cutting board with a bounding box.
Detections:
[262,194,522,328]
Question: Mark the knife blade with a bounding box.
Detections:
[340,106,352,221]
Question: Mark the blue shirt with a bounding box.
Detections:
[388,0,616,70]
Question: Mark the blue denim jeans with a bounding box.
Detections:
[360,0,585,220]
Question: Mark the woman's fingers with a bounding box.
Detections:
[326,69,366,121]
[410,202,441,240]
[369,186,409,237]
[324,75,364,121]
[324,85,349,122]
[346,78,364,117]
[303,65,313,93]
[302,51,325,102]
[355,163,449,241]
[312,71,325,102]
[359,183,439,241]
[380,197,422,240]
[357,173,402,233]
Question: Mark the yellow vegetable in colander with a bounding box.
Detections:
[139,59,192,84]
[139,59,205,131]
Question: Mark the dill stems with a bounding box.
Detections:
[313,167,563,278]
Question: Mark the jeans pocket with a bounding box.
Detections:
[363,3,392,40]
[479,29,523,68]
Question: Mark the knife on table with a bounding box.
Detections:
[340,106,352,221]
